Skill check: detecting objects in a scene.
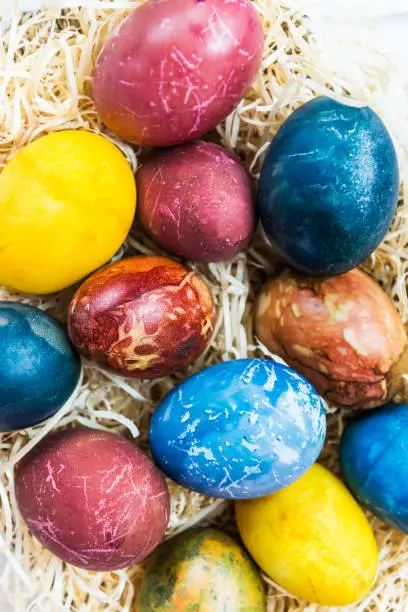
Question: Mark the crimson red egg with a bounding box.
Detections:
[137,140,256,262]
[92,0,264,146]
[67,256,216,378]
[15,428,170,571]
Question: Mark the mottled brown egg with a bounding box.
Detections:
[68,256,216,378]
[15,428,170,571]
[255,267,407,409]
[137,140,256,262]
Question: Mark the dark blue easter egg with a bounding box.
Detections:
[340,403,408,533]
[0,302,81,432]
[258,96,399,275]
[149,359,326,499]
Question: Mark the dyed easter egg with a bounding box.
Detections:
[0,131,136,294]
[92,0,264,146]
[258,97,399,275]
[0,302,81,432]
[236,464,378,606]
[255,268,407,410]
[15,428,170,571]
[340,402,408,533]
[149,359,326,499]
[68,256,215,379]
[138,528,266,611]
[137,141,256,262]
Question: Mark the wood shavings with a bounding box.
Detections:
[1,1,408,610]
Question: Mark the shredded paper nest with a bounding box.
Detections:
[1,1,408,610]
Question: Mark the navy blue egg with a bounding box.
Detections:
[340,403,408,534]
[258,96,399,275]
[149,359,326,499]
[0,302,81,432]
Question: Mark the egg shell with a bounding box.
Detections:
[258,96,399,275]
[0,131,136,294]
[236,464,378,606]
[138,528,266,611]
[92,0,264,147]
[137,140,256,262]
[340,402,408,533]
[67,256,216,379]
[0,302,81,432]
[15,428,170,571]
[149,359,326,499]
[255,267,407,410]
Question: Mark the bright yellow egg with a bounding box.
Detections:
[0,131,136,294]
[236,464,378,606]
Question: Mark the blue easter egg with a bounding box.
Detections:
[0,302,81,432]
[149,359,326,499]
[258,96,399,275]
[340,403,408,533]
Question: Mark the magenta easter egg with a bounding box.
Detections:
[92,0,264,146]
[15,428,170,571]
[137,141,256,262]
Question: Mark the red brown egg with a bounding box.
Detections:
[15,428,170,571]
[67,256,216,378]
[254,267,407,410]
[137,140,256,262]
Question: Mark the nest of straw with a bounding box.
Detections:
[1,1,408,610]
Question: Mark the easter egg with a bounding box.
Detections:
[67,256,215,379]
[149,359,326,499]
[92,0,264,147]
[137,141,256,262]
[258,96,399,275]
[236,464,378,606]
[255,267,407,410]
[340,402,408,533]
[138,528,266,611]
[0,302,81,432]
[0,131,136,294]
[15,428,170,571]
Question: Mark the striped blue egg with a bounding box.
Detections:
[0,302,81,432]
[149,359,326,499]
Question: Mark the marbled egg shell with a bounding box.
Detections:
[93,0,264,146]
[138,528,266,611]
[15,428,170,571]
[340,402,408,533]
[67,256,216,379]
[137,140,256,262]
[0,302,81,432]
[236,464,378,606]
[254,268,407,410]
[258,96,399,275]
[149,359,326,499]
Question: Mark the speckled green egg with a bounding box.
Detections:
[138,527,266,611]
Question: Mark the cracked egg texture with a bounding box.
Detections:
[15,428,170,571]
[92,0,264,146]
[236,464,378,607]
[137,140,256,262]
[255,267,407,410]
[67,256,216,379]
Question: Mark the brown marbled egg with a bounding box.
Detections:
[255,268,407,410]
[15,428,170,571]
[68,256,216,378]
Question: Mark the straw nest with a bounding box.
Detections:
[1,1,408,611]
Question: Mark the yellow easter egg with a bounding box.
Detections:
[0,131,136,294]
[236,464,378,606]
